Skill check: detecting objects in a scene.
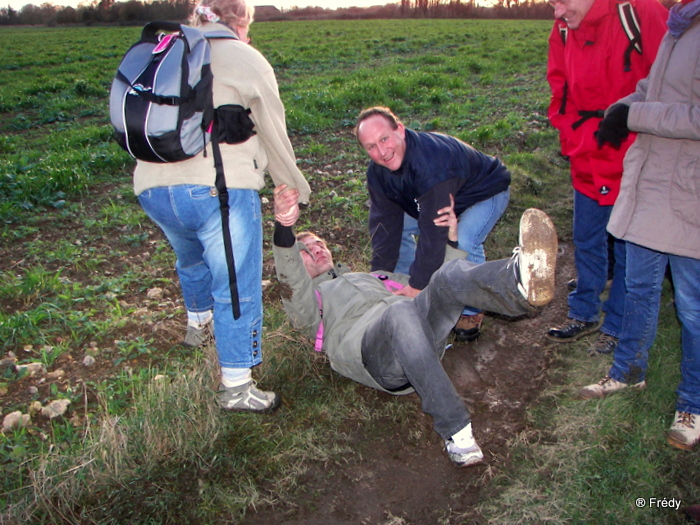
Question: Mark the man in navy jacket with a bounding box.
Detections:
[355,107,511,341]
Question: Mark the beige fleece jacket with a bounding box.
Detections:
[133,22,310,203]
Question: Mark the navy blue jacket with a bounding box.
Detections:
[367,129,510,289]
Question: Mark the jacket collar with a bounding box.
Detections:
[199,21,239,39]
[576,0,616,41]
[312,263,350,285]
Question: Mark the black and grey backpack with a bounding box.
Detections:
[110,21,257,319]
[109,21,255,163]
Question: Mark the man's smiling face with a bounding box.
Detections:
[357,114,407,172]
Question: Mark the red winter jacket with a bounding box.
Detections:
[547,0,667,205]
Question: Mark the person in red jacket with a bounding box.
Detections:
[545,0,667,354]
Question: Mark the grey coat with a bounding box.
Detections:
[607,18,700,259]
[273,242,465,394]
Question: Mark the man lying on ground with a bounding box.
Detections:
[272,185,558,467]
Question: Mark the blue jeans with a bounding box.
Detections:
[569,190,626,337]
[395,188,510,315]
[608,243,700,414]
[138,186,263,369]
[362,255,534,439]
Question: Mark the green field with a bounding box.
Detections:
[0,20,697,524]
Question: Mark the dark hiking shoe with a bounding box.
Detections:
[453,312,484,342]
[184,319,214,348]
[588,333,618,355]
[546,319,600,342]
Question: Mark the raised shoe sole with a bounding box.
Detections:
[519,208,558,307]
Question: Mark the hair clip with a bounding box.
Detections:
[195,5,220,23]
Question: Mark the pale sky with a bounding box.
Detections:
[6,0,395,13]
[272,0,394,8]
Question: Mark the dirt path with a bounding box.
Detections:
[240,244,575,525]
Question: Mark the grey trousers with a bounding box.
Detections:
[361,256,535,440]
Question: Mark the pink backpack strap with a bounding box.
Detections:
[370,272,405,292]
[314,290,324,352]
[313,274,401,353]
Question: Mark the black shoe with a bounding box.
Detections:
[453,313,484,343]
[588,333,618,355]
[546,319,600,342]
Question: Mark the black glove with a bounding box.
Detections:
[595,104,630,149]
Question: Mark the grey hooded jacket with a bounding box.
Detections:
[607,18,700,259]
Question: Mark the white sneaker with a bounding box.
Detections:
[445,439,484,467]
[668,411,700,450]
[445,423,484,467]
[217,381,281,413]
[578,375,646,400]
[514,208,558,307]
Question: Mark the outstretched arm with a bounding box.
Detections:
[272,185,321,340]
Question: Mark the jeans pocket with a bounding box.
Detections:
[189,185,217,201]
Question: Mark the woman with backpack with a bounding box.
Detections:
[133,0,310,412]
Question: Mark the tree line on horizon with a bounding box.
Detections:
[0,0,562,27]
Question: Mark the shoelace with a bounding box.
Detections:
[563,320,589,330]
[595,334,617,347]
[506,246,521,271]
[508,247,526,297]
[598,376,614,387]
[677,411,696,429]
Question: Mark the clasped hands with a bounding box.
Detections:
[273,184,300,226]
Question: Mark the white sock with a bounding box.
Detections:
[187,309,213,328]
[451,423,476,448]
[220,367,252,388]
